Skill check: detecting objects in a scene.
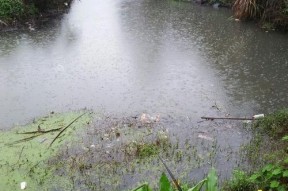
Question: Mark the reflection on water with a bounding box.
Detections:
[0,0,288,130]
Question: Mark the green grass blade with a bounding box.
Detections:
[132,184,151,191]
[187,179,207,191]
[206,168,218,191]
[160,173,171,191]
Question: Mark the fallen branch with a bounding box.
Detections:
[49,112,87,147]
[201,116,255,120]
[0,19,7,26]
[18,146,25,161]
[17,127,62,134]
[158,156,183,191]
[8,134,42,145]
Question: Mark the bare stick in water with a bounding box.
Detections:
[201,116,255,121]
[49,112,87,147]
[158,156,183,191]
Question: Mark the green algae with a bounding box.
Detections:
[0,113,221,190]
[0,111,92,190]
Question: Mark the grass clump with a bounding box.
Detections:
[224,109,288,191]
[0,0,26,21]
[0,0,39,21]
[223,170,254,191]
[232,0,288,30]
[137,143,160,158]
[254,109,288,138]
[0,0,71,26]
[224,160,288,191]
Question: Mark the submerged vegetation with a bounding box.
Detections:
[1,109,288,190]
[0,111,92,190]
[129,109,288,191]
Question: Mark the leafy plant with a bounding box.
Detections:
[224,134,288,191]
[132,168,218,191]
[248,163,288,191]
[222,170,254,191]
[0,0,25,19]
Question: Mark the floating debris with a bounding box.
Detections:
[198,134,214,141]
[253,114,265,119]
[20,182,27,190]
[140,113,160,124]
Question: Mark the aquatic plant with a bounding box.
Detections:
[132,168,218,191]
[0,111,92,190]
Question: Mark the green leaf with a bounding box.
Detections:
[283,170,288,177]
[249,173,260,182]
[206,168,217,191]
[277,185,287,191]
[272,168,282,176]
[282,135,288,141]
[160,173,171,191]
[187,179,206,191]
[262,164,274,173]
[284,158,288,164]
[270,180,280,188]
[133,184,151,191]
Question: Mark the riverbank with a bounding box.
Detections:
[1,110,287,190]
[1,0,288,31]
[223,109,288,190]
[190,0,288,31]
[0,0,72,31]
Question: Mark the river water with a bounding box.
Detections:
[1,0,288,128]
[0,0,288,188]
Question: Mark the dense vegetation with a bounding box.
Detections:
[1,0,288,30]
[223,109,288,190]
[198,0,288,30]
[232,0,288,30]
[0,0,71,25]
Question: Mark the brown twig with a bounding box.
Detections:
[8,134,42,145]
[49,112,87,147]
[158,156,183,191]
[17,127,62,134]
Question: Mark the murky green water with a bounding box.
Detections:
[1,0,288,128]
[1,0,288,189]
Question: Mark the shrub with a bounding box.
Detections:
[254,109,288,138]
[0,0,25,20]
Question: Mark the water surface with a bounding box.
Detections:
[1,0,288,187]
